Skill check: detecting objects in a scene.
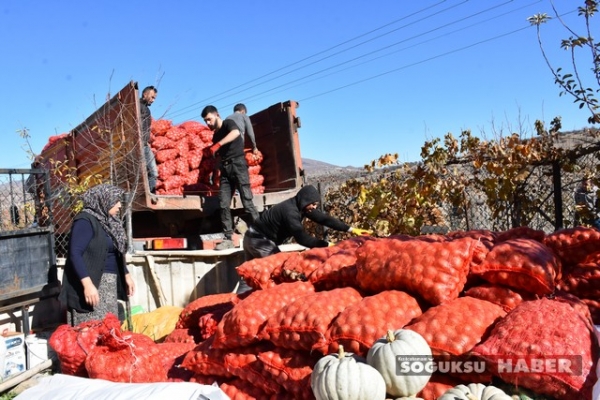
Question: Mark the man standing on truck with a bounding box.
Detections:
[243,185,372,261]
[202,105,260,250]
[140,86,158,193]
[225,103,259,157]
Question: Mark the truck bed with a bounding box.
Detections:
[35,81,305,239]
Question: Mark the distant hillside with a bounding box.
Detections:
[302,158,362,177]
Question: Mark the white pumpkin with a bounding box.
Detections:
[438,383,512,400]
[367,329,432,397]
[311,345,386,400]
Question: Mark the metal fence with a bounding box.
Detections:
[0,169,51,233]
[8,135,600,258]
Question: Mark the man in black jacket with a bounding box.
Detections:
[243,185,371,261]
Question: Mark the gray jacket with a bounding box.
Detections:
[226,112,257,149]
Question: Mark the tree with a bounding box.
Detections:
[528,0,600,124]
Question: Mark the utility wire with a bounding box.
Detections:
[164,0,461,120]
[226,0,541,108]
[167,1,562,122]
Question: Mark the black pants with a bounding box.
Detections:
[242,227,280,262]
[219,156,259,238]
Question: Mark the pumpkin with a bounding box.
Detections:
[438,383,512,400]
[366,329,432,397]
[311,345,386,400]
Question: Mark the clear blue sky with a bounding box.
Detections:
[0,0,595,169]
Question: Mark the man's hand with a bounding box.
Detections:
[350,227,373,236]
[205,143,221,157]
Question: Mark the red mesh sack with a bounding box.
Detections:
[85,332,167,383]
[151,135,175,151]
[174,158,189,176]
[355,237,483,305]
[179,120,207,134]
[417,373,466,399]
[213,281,315,349]
[496,226,546,243]
[190,374,226,385]
[471,238,559,295]
[308,249,358,291]
[165,126,187,141]
[155,342,196,375]
[257,347,319,400]
[184,168,200,186]
[200,129,213,143]
[223,342,282,395]
[544,226,600,265]
[219,378,285,400]
[581,298,600,325]
[163,328,198,344]
[157,159,177,179]
[463,284,535,313]
[447,229,496,244]
[333,235,376,250]
[324,290,423,357]
[180,336,234,378]
[49,320,103,377]
[187,149,203,170]
[177,292,239,329]
[251,185,265,195]
[198,302,235,340]
[162,175,186,191]
[236,252,299,290]
[245,150,263,166]
[260,287,363,351]
[151,119,172,136]
[155,148,179,163]
[281,246,344,282]
[557,264,600,298]
[471,297,599,400]
[188,134,206,151]
[249,174,264,188]
[406,296,506,356]
[248,165,261,175]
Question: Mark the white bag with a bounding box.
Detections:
[14,374,230,400]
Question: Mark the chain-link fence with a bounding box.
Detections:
[0,169,49,232]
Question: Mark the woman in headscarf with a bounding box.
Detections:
[59,184,135,326]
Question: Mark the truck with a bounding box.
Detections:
[28,80,308,314]
[33,81,305,253]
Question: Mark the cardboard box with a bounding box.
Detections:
[2,332,26,379]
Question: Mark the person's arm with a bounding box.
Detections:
[68,218,100,307]
[288,216,329,248]
[244,115,258,151]
[208,120,241,155]
[306,209,351,232]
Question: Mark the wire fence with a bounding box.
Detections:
[6,135,600,258]
[0,169,51,233]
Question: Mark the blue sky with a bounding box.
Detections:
[0,0,596,169]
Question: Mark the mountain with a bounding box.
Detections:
[302,158,362,177]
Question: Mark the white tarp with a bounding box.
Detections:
[14,374,230,400]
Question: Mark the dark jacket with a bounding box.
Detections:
[59,212,128,312]
[140,98,151,143]
[252,185,350,248]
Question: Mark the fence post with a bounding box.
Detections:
[123,192,133,253]
[553,161,563,231]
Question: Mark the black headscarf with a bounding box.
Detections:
[81,184,127,254]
